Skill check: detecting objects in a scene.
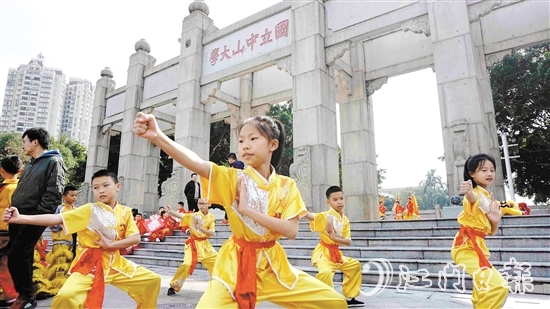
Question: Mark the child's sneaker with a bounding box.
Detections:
[346,298,364,307]
[9,298,37,309]
[167,288,176,296]
[0,299,15,309]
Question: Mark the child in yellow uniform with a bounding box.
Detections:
[133,112,347,309]
[2,169,161,309]
[44,186,78,295]
[452,154,509,309]
[304,186,364,307]
[0,156,21,307]
[165,198,218,296]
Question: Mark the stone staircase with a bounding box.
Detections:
[43,214,550,295]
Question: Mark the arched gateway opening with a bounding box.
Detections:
[81,0,549,219]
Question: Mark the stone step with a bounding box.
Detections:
[171,223,550,238]
[132,243,550,263]
[208,214,550,230]
[125,255,550,294]
[160,235,550,249]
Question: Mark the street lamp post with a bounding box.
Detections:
[501,134,516,202]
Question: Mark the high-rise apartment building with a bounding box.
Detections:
[1,54,94,146]
[61,78,94,145]
[1,53,65,137]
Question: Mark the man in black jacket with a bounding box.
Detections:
[184,173,200,212]
[8,128,66,309]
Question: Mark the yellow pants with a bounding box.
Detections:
[170,249,217,292]
[452,247,509,309]
[315,257,362,298]
[196,269,347,308]
[51,266,161,309]
[501,207,522,216]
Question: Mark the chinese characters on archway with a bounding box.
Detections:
[209,19,289,67]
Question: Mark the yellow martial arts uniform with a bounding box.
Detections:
[451,187,509,309]
[310,208,362,299]
[198,164,347,309]
[52,201,161,309]
[169,210,218,292]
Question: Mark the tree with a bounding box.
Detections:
[418,169,449,209]
[0,132,27,164]
[50,134,87,188]
[209,121,230,165]
[490,44,550,203]
[266,101,293,176]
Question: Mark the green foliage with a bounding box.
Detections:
[0,132,87,188]
[209,121,230,165]
[418,169,449,209]
[49,134,87,188]
[266,101,293,176]
[0,132,27,164]
[490,44,550,203]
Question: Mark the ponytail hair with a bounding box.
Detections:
[239,116,286,168]
[463,153,496,188]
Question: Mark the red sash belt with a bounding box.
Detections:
[232,235,276,309]
[185,234,208,275]
[453,225,492,269]
[70,248,104,309]
[320,240,343,264]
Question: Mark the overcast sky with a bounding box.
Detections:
[0,0,447,190]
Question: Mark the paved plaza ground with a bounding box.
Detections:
[34,265,549,309]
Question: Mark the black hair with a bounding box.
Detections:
[132,208,138,217]
[191,173,197,177]
[136,213,143,217]
[22,127,50,149]
[238,116,286,168]
[325,185,343,199]
[0,155,22,175]
[228,153,237,160]
[63,185,78,195]
[91,169,118,184]
[159,206,165,210]
[463,153,496,188]
[177,201,184,206]
[160,210,166,216]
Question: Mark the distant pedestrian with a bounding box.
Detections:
[227,152,244,169]
[184,173,201,212]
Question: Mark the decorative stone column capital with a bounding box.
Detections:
[366,76,388,96]
[276,56,292,76]
[485,49,512,68]
[469,0,502,22]
[200,82,220,104]
[401,17,431,37]
[326,41,351,66]
[252,104,271,117]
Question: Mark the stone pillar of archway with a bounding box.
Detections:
[225,73,253,154]
[118,40,157,211]
[337,42,382,221]
[80,68,116,205]
[428,1,505,200]
[174,7,215,188]
[291,0,339,212]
